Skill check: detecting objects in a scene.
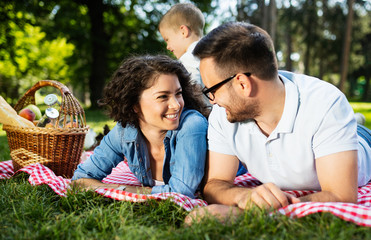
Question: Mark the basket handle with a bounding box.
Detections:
[22,80,70,99]
[14,80,87,128]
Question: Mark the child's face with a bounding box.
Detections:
[160,26,188,59]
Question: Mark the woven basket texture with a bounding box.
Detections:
[3,80,88,178]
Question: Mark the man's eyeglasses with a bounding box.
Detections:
[202,72,251,101]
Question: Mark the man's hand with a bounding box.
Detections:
[203,151,300,209]
[184,204,243,226]
[236,182,300,210]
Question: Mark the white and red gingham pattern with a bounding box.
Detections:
[1,159,371,226]
[0,159,207,211]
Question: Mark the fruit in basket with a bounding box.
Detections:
[66,121,79,128]
[25,104,42,120]
[0,96,35,128]
[19,108,36,122]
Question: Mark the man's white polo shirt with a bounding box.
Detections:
[208,71,368,190]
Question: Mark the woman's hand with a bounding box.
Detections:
[123,185,152,194]
[72,178,152,194]
[72,178,123,191]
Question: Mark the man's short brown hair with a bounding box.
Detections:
[159,3,205,37]
[193,22,278,81]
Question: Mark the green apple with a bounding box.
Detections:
[25,104,42,120]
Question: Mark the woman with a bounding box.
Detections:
[71,55,209,198]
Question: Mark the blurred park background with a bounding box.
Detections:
[0,0,370,109]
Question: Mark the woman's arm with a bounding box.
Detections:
[72,178,123,190]
[151,111,208,198]
[72,178,152,194]
[72,124,125,182]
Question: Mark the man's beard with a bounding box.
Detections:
[225,90,260,123]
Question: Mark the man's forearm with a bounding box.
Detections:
[203,179,249,206]
[299,190,357,203]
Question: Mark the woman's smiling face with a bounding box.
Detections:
[135,73,184,133]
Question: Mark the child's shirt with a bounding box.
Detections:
[179,41,203,87]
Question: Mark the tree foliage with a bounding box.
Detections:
[231,0,370,100]
[0,0,370,103]
[0,1,74,104]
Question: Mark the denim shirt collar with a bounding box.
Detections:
[121,107,191,143]
[122,124,138,142]
[122,124,173,143]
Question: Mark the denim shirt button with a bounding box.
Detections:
[139,158,142,162]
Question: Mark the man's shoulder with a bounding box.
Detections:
[279,70,344,102]
[279,70,339,90]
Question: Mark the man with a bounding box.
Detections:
[187,22,371,221]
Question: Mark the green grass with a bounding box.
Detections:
[0,104,371,239]
[351,102,371,129]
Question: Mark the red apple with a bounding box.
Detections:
[19,108,36,122]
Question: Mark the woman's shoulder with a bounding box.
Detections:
[180,108,207,122]
[178,108,208,132]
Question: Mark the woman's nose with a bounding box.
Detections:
[169,96,180,110]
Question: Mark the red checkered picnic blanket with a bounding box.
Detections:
[1,157,371,227]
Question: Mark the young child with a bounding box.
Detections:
[159,3,204,86]
[159,3,248,177]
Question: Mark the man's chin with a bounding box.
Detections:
[226,114,238,123]
[227,114,254,123]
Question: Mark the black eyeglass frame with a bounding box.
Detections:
[202,72,251,101]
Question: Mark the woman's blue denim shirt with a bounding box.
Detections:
[72,108,208,198]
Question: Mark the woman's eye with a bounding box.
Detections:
[176,91,183,96]
[157,95,168,99]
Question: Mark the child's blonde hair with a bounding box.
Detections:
[159,3,205,37]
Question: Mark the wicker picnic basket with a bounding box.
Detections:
[2,80,89,178]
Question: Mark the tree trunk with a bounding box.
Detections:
[303,0,316,75]
[269,0,276,43]
[261,1,268,30]
[284,0,293,71]
[237,0,246,22]
[338,0,354,93]
[285,32,293,71]
[86,0,108,108]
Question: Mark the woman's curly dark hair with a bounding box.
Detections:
[99,55,210,128]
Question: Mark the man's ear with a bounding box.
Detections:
[235,73,253,97]
[180,25,191,38]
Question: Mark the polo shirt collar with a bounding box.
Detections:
[274,72,300,134]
